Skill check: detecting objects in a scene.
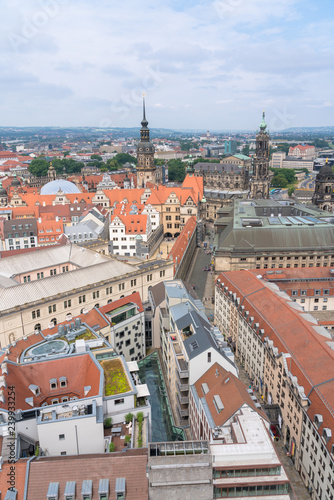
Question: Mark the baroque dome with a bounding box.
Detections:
[40,179,81,195]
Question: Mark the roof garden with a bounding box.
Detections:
[100,358,132,396]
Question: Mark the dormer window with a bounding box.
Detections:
[98,479,109,500]
[60,376,67,388]
[29,384,40,396]
[314,414,323,428]
[50,378,57,390]
[323,428,332,444]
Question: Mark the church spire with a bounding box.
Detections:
[141,94,148,129]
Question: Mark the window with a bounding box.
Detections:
[207,352,211,363]
[147,274,152,282]
[60,451,67,456]
[79,295,86,304]
[60,377,67,387]
[314,306,318,310]
[59,434,65,440]
[131,279,137,287]
[50,268,57,276]
[62,266,69,273]
[118,283,125,291]
[106,286,112,295]
[32,309,40,319]
[129,347,135,355]
[23,275,31,283]
[292,290,298,296]
[114,398,124,405]
[64,299,71,308]
[93,291,99,299]
[48,304,56,314]
[160,270,165,278]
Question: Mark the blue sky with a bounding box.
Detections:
[0,0,333,130]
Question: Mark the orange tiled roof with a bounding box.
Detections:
[194,362,268,427]
[110,213,148,234]
[168,216,197,270]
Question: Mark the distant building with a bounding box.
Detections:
[250,111,270,199]
[289,144,315,160]
[136,98,161,188]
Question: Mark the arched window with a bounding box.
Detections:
[51,318,57,327]
[34,323,41,331]
[94,304,100,309]
[107,299,113,304]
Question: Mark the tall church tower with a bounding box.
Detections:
[136,97,156,188]
[250,111,270,199]
[312,162,334,212]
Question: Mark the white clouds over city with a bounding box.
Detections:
[0,0,333,129]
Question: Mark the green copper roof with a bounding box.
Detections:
[233,154,251,160]
[260,110,267,130]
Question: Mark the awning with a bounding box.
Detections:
[136,384,150,398]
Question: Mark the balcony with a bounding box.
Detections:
[176,390,189,405]
[176,357,189,378]
[176,369,189,392]
[176,400,189,419]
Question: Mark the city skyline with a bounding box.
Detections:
[1,0,333,130]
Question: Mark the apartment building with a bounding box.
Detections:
[109,212,152,257]
[0,244,174,345]
[214,269,334,499]
[157,280,237,426]
[0,217,38,250]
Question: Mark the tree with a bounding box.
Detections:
[288,187,295,197]
[106,158,119,171]
[52,158,83,175]
[242,145,250,157]
[271,175,288,188]
[91,154,103,161]
[28,158,49,177]
[114,153,137,165]
[167,159,186,182]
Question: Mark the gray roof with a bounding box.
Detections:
[0,247,138,312]
[215,200,334,254]
[0,245,109,278]
[148,281,165,308]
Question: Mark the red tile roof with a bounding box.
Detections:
[99,292,144,316]
[168,216,197,272]
[194,362,268,427]
[0,460,27,500]
[26,452,148,500]
[3,354,101,411]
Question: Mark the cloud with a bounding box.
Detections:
[0,0,332,128]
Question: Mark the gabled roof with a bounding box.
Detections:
[193,362,268,427]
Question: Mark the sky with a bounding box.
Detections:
[0,0,333,130]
